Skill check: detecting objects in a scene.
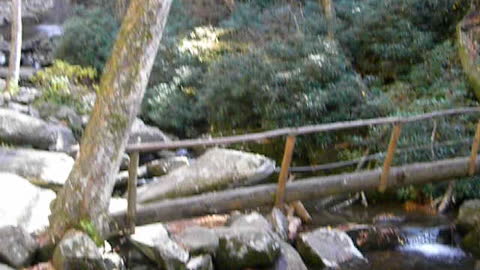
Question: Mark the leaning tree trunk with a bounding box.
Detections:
[6,0,22,92]
[48,0,172,242]
[320,0,335,38]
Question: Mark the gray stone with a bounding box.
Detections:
[137,148,275,203]
[0,147,74,186]
[130,223,188,270]
[269,208,289,241]
[176,226,219,255]
[187,255,213,270]
[457,200,480,231]
[11,87,41,104]
[274,241,307,270]
[128,118,170,144]
[0,108,77,152]
[53,230,107,270]
[0,226,38,268]
[0,173,56,233]
[0,263,15,270]
[103,252,126,270]
[0,0,54,26]
[215,227,280,270]
[229,212,272,231]
[296,228,364,268]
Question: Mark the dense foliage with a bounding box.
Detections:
[54,0,480,201]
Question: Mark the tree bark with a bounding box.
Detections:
[48,0,172,242]
[320,0,334,38]
[111,155,480,231]
[6,0,22,92]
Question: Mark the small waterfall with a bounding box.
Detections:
[398,226,467,260]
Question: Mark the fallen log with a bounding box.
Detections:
[111,155,480,231]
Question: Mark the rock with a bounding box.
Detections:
[0,226,38,268]
[146,156,189,177]
[0,0,54,26]
[461,229,480,257]
[137,148,275,203]
[175,226,219,255]
[215,227,280,270]
[274,241,307,270]
[130,223,189,270]
[103,252,126,270]
[187,255,213,270]
[108,198,128,215]
[128,118,170,144]
[229,212,272,231]
[296,228,364,268]
[0,173,56,233]
[53,230,107,270]
[0,148,74,186]
[269,208,289,241]
[11,87,41,104]
[457,200,480,232]
[0,108,77,151]
[35,103,84,137]
[0,264,15,270]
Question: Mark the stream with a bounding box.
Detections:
[306,203,476,270]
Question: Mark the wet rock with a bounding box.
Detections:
[0,108,77,151]
[138,148,275,203]
[175,226,219,255]
[0,148,74,187]
[457,200,480,232]
[274,241,307,270]
[0,226,38,268]
[103,252,126,270]
[215,227,280,270]
[269,208,289,241]
[146,156,189,177]
[296,228,364,268]
[345,225,405,251]
[0,173,56,233]
[53,230,106,270]
[187,255,213,270]
[128,118,170,144]
[129,223,188,270]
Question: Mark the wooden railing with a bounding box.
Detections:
[124,107,480,233]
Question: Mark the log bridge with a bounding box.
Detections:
[112,107,480,233]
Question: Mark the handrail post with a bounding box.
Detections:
[275,135,296,209]
[126,150,140,234]
[469,120,480,176]
[379,123,402,192]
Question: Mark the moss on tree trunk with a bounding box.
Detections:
[48,0,172,242]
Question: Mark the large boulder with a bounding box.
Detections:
[129,223,189,270]
[215,226,280,270]
[0,173,56,233]
[0,148,74,186]
[0,226,38,268]
[53,230,107,270]
[0,0,54,26]
[274,241,307,270]
[296,228,364,268]
[175,226,219,255]
[457,200,480,232]
[137,148,275,203]
[0,109,76,152]
[128,118,170,144]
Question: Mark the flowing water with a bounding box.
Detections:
[305,203,476,270]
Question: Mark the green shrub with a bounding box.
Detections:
[31,60,98,113]
[54,7,119,71]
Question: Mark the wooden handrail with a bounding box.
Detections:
[125,107,480,153]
